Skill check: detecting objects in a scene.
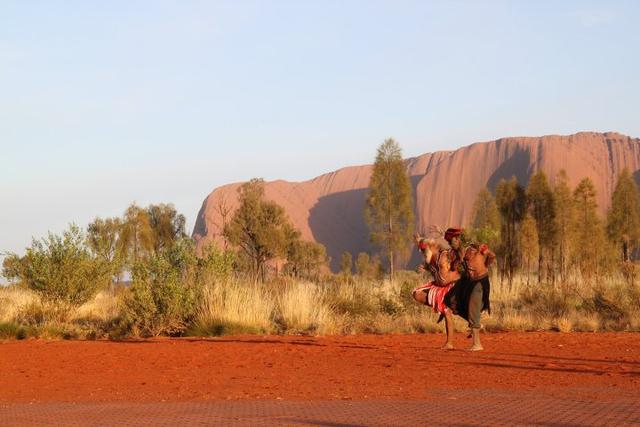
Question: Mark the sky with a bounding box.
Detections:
[1,0,640,260]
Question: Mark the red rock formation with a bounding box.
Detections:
[193,132,640,270]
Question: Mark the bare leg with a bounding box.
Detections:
[469,328,483,351]
[467,282,484,351]
[412,289,427,305]
[441,310,454,350]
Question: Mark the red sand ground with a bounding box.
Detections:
[1,332,638,403]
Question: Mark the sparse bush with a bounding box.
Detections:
[120,238,200,337]
[2,225,110,316]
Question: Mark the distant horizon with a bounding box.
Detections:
[3,128,640,261]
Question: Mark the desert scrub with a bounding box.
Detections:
[2,225,111,310]
[119,240,200,337]
[189,279,275,336]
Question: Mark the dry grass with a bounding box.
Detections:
[0,286,38,323]
[74,290,121,322]
[190,279,276,335]
[0,285,121,339]
[276,282,333,334]
[2,268,639,339]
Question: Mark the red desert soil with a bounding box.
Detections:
[1,332,638,402]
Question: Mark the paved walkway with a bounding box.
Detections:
[2,388,639,426]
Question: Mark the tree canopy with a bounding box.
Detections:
[365,138,414,279]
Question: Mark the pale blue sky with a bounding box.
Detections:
[1,0,639,258]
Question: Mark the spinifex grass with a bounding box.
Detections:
[1,270,638,339]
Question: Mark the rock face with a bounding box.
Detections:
[193,132,640,270]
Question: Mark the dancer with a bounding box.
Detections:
[460,242,495,351]
[443,228,495,351]
[412,235,461,349]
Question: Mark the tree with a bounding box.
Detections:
[518,214,539,286]
[469,188,500,248]
[606,169,640,262]
[215,196,232,250]
[87,217,125,283]
[527,171,556,283]
[285,240,328,280]
[553,170,575,283]
[223,179,292,282]
[340,252,353,276]
[147,203,186,253]
[495,177,527,289]
[365,138,414,279]
[121,203,155,265]
[573,178,607,278]
[355,252,371,277]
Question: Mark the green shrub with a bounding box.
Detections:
[2,224,110,311]
[120,238,200,337]
[196,244,235,285]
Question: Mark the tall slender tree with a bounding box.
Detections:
[518,214,539,286]
[495,177,527,289]
[552,170,575,283]
[87,217,125,283]
[121,203,155,266]
[365,138,414,279]
[573,177,606,278]
[606,168,640,262]
[527,171,556,283]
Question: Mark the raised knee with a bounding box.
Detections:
[412,289,426,304]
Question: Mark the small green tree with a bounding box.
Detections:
[355,252,383,281]
[606,169,640,262]
[469,188,500,248]
[87,216,125,283]
[121,203,155,265]
[223,178,293,282]
[147,203,187,253]
[285,240,328,280]
[365,138,414,279]
[3,224,110,312]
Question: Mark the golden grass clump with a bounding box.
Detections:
[0,286,38,323]
[276,282,333,334]
[74,290,121,322]
[192,279,276,336]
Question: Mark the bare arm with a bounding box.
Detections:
[480,244,496,267]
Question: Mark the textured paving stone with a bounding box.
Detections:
[1,388,638,427]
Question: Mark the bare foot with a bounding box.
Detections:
[468,344,483,352]
[440,343,454,350]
